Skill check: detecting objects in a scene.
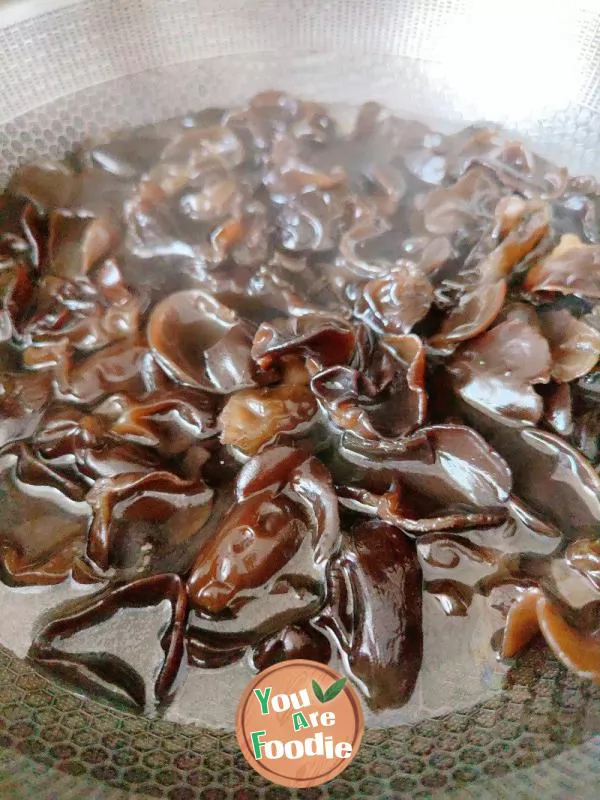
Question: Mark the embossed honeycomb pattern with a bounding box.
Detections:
[0,642,598,799]
[2,53,600,192]
[1,0,600,187]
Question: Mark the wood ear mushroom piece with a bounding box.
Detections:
[501,588,600,684]
[5,93,600,714]
[29,574,188,708]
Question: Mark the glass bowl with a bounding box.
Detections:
[0,1,599,797]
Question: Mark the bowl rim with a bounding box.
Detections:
[0,0,84,29]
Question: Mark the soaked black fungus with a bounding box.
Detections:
[0,92,599,712]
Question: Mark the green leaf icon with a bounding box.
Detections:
[312,679,325,703]
[323,677,347,702]
[312,677,347,703]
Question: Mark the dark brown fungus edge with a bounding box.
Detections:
[29,574,188,705]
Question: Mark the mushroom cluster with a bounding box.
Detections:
[2,92,600,712]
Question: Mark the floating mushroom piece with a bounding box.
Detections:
[500,588,600,684]
[265,135,347,252]
[565,539,600,592]
[62,337,157,404]
[337,197,393,280]
[342,423,512,512]
[0,452,90,582]
[538,597,600,683]
[418,531,499,571]
[0,538,82,587]
[250,622,332,671]
[159,124,246,176]
[86,470,214,575]
[540,381,573,437]
[317,520,422,710]
[48,211,122,280]
[10,161,134,217]
[524,241,600,298]
[448,318,551,425]
[29,573,188,707]
[219,383,317,455]
[425,579,474,617]
[30,403,163,489]
[537,308,600,383]
[474,424,600,539]
[148,289,261,393]
[466,140,568,199]
[0,370,51,449]
[422,167,502,236]
[355,262,434,336]
[8,161,79,212]
[16,273,142,355]
[224,91,336,153]
[3,261,35,339]
[110,386,218,456]
[500,587,544,658]
[186,626,248,670]
[14,441,89,501]
[81,132,173,179]
[312,334,426,441]
[431,194,550,310]
[187,446,340,626]
[378,482,509,535]
[429,280,506,351]
[251,313,356,371]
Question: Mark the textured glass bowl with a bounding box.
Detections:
[0,1,600,797]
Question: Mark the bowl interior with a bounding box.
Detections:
[1,1,600,797]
